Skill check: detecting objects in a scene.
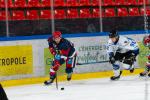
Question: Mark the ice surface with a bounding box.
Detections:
[4,75,150,100]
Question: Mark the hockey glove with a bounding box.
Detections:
[55,54,61,60]
[109,56,115,64]
[130,53,136,62]
[109,52,115,64]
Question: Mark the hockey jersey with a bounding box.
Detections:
[48,37,76,58]
[107,36,139,54]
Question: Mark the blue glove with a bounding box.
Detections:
[109,56,115,64]
[55,54,61,60]
[67,59,72,64]
[109,52,114,58]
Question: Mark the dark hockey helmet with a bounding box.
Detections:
[109,30,119,38]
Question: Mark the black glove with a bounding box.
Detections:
[109,52,115,64]
[109,56,115,64]
[130,53,136,61]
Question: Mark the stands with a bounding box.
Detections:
[0,0,149,20]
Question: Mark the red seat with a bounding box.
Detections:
[41,0,51,7]
[67,9,79,19]
[0,11,11,20]
[127,0,137,5]
[140,8,150,16]
[26,10,39,20]
[66,0,79,6]
[146,9,150,16]
[129,8,140,16]
[105,8,115,17]
[40,10,51,19]
[14,0,26,7]
[0,11,6,20]
[11,10,25,20]
[54,0,65,7]
[117,8,128,16]
[27,0,41,7]
[140,8,145,15]
[138,0,143,5]
[54,9,66,19]
[103,0,115,6]
[91,0,99,6]
[79,8,91,18]
[92,8,104,18]
[92,8,100,18]
[79,0,91,6]
[115,0,127,5]
[0,0,13,8]
[138,0,149,5]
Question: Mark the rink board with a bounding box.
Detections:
[1,68,144,87]
[0,33,148,87]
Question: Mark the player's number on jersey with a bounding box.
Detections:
[130,41,136,47]
[128,38,136,47]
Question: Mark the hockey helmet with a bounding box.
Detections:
[143,35,150,47]
[52,31,62,39]
[109,30,119,38]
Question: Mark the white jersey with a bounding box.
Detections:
[107,36,139,53]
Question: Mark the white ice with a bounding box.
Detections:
[4,75,150,100]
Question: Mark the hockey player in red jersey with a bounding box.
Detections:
[44,31,77,85]
[139,35,150,77]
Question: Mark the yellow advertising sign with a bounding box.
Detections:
[0,45,33,76]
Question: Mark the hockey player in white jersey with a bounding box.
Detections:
[107,30,139,80]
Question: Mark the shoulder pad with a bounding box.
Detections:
[47,37,53,42]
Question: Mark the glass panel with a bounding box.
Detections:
[53,0,102,34]
[0,0,7,37]
[0,0,148,36]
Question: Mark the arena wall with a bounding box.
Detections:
[0,32,147,86]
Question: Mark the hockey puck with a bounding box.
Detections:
[61,87,64,90]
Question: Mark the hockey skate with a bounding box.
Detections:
[110,71,122,80]
[128,65,134,73]
[44,78,55,85]
[148,73,150,77]
[139,72,147,77]
[44,75,56,85]
[67,72,72,81]
[130,68,134,73]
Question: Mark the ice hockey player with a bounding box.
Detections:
[44,31,77,85]
[139,35,150,77]
[107,30,139,80]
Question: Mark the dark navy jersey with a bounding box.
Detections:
[48,37,75,57]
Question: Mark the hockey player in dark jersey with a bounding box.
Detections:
[139,35,150,77]
[44,31,77,85]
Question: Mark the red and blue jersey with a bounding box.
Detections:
[48,37,76,58]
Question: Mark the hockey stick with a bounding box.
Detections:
[145,75,148,100]
[76,60,109,65]
[55,72,58,90]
